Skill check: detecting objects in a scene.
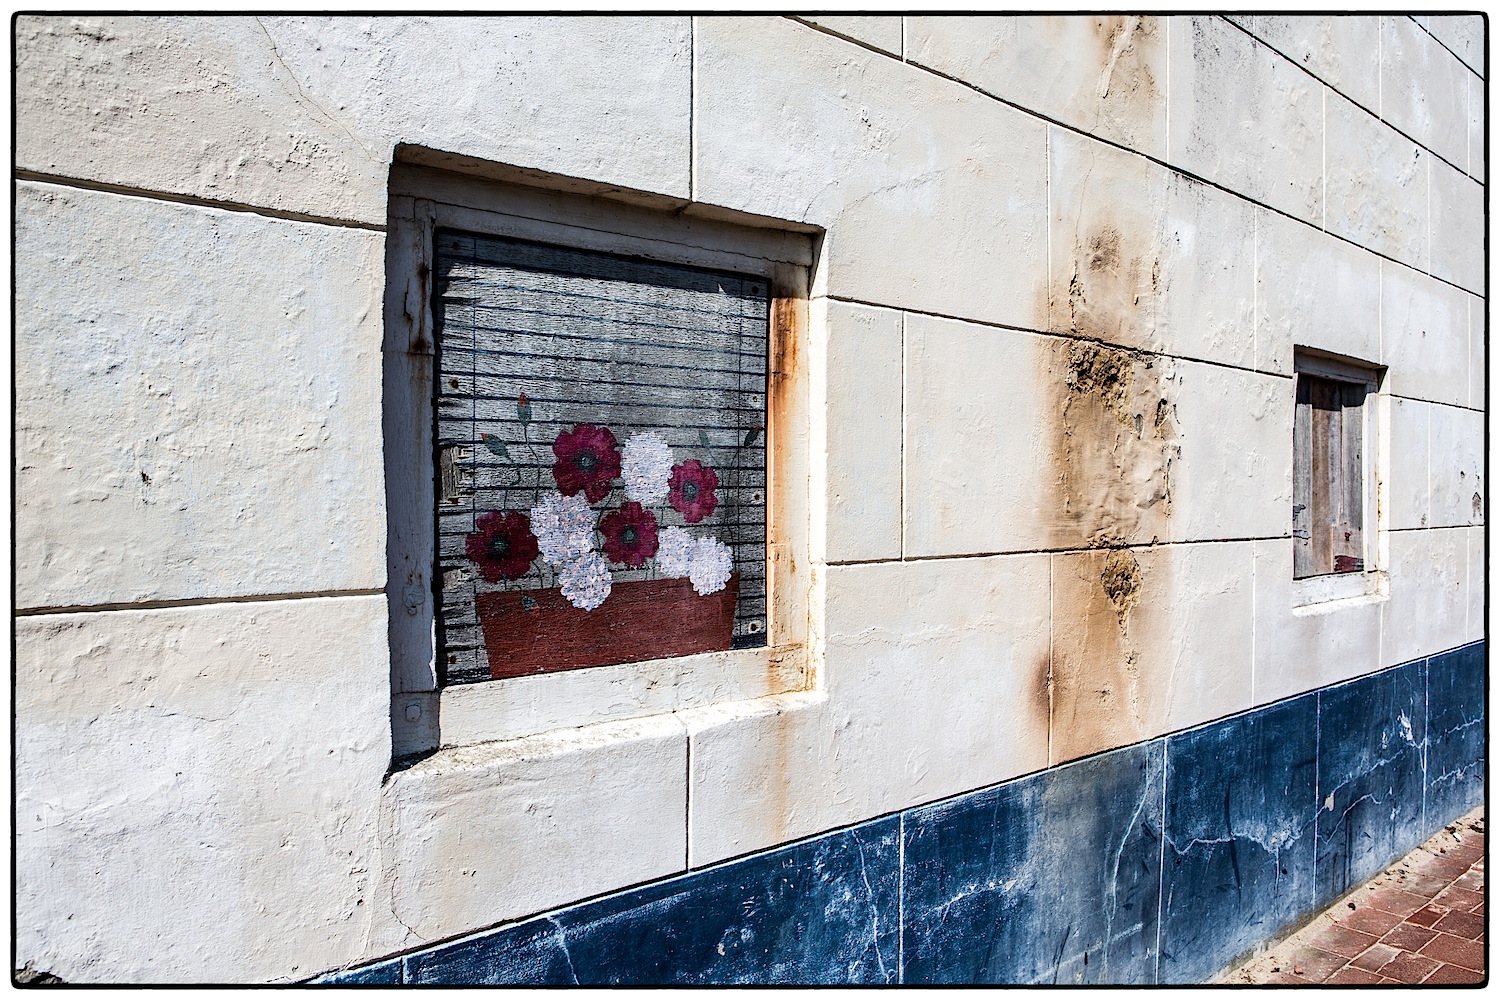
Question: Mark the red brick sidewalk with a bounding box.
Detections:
[1228,807,1485,985]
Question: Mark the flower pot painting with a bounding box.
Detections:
[433,231,769,684]
[456,420,755,680]
[478,574,740,679]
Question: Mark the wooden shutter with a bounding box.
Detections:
[1293,373,1365,579]
[433,231,770,684]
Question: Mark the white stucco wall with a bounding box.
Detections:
[14,14,1484,982]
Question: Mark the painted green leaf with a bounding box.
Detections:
[481,434,510,459]
[517,393,532,425]
[743,426,762,448]
[521,594,539,612]
[698,430,711,449]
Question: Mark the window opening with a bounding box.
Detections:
[433,230,770,684]
[1292,368,1370,580]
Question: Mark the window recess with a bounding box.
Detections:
[1291,351,1383,594]
[384,156,816,753]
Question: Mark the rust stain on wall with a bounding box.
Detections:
[1040,336,1180,549]
[1037,185,1182,763]
[1099,548,1141,625]
[1092,16,1161,110]
[1048,545,1173,765]
[1031,650,1055,745]
[1061,217,1161,349]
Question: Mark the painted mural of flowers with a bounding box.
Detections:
[668,459,719,523]
[531,491,596,566]
[465,511,540,582]
[655,526,696,578]
[687,536,733,596]
[600,501,660,568]
[558,551,612,610]
[553,423,621,503]
[468,414,738,611]
[620,431,674,504]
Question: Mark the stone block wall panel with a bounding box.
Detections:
[1313,660,1428,908]
[1381,262,1473,408]
[1429,160,1485,294]
[1426,403,1484,528]
[694,15,1049,330]
[1168,16,1324,226]
[1049,541,1254,764]
[902,740,1164,984]
[15,597,390,983]
[1256,207,1382,376]
[1047,129,1258,371]
[1250,539,1382,705]
[906,15,1168,157]
[376,715,689,952]
[1417,14,1485,75]
[1324,88,1430,271]
[15,15,693,224]
[1380,15,1470,170]
[820,300,903,562]
[14,180,387,610]
[1158,694,1318,984]
[1381,527,1468,668]
[1424,643,1485,825]
[1386,396,1431,531]
[1230,15,1381,113]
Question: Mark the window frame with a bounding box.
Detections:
[1290,348,1386,610]
[384,158,816,754]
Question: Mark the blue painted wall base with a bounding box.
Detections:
[316,641,1484,985]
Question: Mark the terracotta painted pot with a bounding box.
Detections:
[475,573,740,679]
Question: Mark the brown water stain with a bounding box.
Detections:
[1100,548,1142,625]
[1040,337,1179,550]
[1092,16,1161,112]
[1048,545,1175,765]
[1060,220,1161,349]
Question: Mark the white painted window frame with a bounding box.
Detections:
[1290,348,1388,612]
[383,152,817,755]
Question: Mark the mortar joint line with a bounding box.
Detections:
[14,170,386,232]
[16,588,389,617]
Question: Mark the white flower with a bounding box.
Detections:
[656,526,695,578]
[558,552,612,610]
[620,431,674,504]
[688,536,733,596]
[530,492,595,566]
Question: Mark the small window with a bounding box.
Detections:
[434,233,770,684]
[1292,354,1379,581]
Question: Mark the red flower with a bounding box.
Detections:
[668,460,719,523]
[600,501,660,567]
[552,424,621,503]
[465,511,539,582]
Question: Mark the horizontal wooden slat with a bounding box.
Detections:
[438,343,763,391]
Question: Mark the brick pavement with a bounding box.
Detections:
[1226,807,1485,985]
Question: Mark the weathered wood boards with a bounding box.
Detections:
[1293,374,1365,578]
